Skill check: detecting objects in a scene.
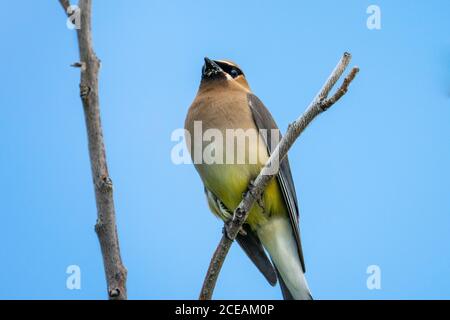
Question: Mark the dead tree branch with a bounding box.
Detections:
[59,0,127,300]
[199,52,359,300]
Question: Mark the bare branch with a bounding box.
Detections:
[59,0,71,13]
[199,53,359,300]
[321,66,360,110]
[59,0,127,300]
[315,52,351,101]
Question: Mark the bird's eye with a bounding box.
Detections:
[230,69,239,78]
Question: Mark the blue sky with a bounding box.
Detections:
[0,0,449,299]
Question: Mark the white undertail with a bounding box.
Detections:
[257,217,311,300]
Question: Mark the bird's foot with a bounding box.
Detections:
[243,180,265,212]
[238,226,247,236]
[222,220,247,240]
[222,221,233,240]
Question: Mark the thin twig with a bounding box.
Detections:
[59,0,70,12]
[199,53,359,300]
[59,0,127,300]
[315,52,351,102]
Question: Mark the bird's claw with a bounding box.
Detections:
[222,220,247,240]
[222,221,233,240]
[243,180,265,211]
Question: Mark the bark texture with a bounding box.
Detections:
[59,0,127,300]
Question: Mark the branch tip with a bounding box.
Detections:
[71,62,83,68]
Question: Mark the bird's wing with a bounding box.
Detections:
[236,224,277,286]
[247,93,306,272]
[204,187,278,286]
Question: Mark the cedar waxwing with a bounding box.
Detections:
[185,58,312,300]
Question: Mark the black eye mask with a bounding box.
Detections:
[215,61,244,78]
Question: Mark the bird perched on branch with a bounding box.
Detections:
[185,58,312,300]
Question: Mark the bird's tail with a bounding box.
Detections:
[257,216,312,300]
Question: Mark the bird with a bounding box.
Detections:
[185,57,312,300]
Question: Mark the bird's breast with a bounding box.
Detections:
[185,88,287,229]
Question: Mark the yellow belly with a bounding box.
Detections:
[186,89,288,230]
[197,162,287,230]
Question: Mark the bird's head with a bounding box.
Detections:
[201,57,250,90]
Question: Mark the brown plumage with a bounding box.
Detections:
[185,58,312,299]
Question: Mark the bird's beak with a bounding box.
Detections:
[203,57,222,77]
